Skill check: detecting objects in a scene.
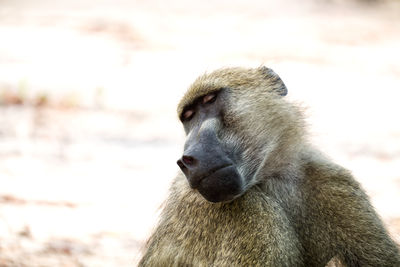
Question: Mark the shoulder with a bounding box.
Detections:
[300,147,361,192]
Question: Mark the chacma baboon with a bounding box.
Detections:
[139,66,400,266]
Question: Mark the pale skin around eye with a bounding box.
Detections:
[183,109,194,120]
[202,93,216,104]
[183,93,216,121]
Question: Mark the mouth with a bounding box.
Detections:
[193,164,233,188]
[196,165,244,203]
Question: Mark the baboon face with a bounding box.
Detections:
[177,67,294,203]
[177,89,244,203]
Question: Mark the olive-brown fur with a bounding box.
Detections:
[139,66,400,266]
[139,174,303,266]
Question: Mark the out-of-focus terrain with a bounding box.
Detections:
[0,0,399,266]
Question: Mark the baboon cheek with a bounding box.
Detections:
[196,166,244,203]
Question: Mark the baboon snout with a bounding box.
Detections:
[177,132,230,189]
[177,142,244,203]
[177,151,226,190]
[177,155,198,184]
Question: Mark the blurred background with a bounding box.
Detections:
[0,0,399,266]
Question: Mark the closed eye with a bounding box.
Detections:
[182,92,218,121]
[183,109,195,121]
[203,93,217,104]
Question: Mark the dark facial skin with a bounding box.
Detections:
[177,90,244,203]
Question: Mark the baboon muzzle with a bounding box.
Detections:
[177,121,244,203]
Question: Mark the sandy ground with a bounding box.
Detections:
[0,0,400,266]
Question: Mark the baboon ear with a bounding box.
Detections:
[259,66,288,96]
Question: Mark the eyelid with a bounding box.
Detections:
[203,93,216,104]
[181,92,219,121]
[183,109,194,121]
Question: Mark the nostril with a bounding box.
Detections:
[177,159,186,170]
[177,159,189,176]
[182,155,195,166]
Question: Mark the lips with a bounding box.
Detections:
[187,164,232,189]
[196,165,244,203]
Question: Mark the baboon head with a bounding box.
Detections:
[176,66,305,203]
